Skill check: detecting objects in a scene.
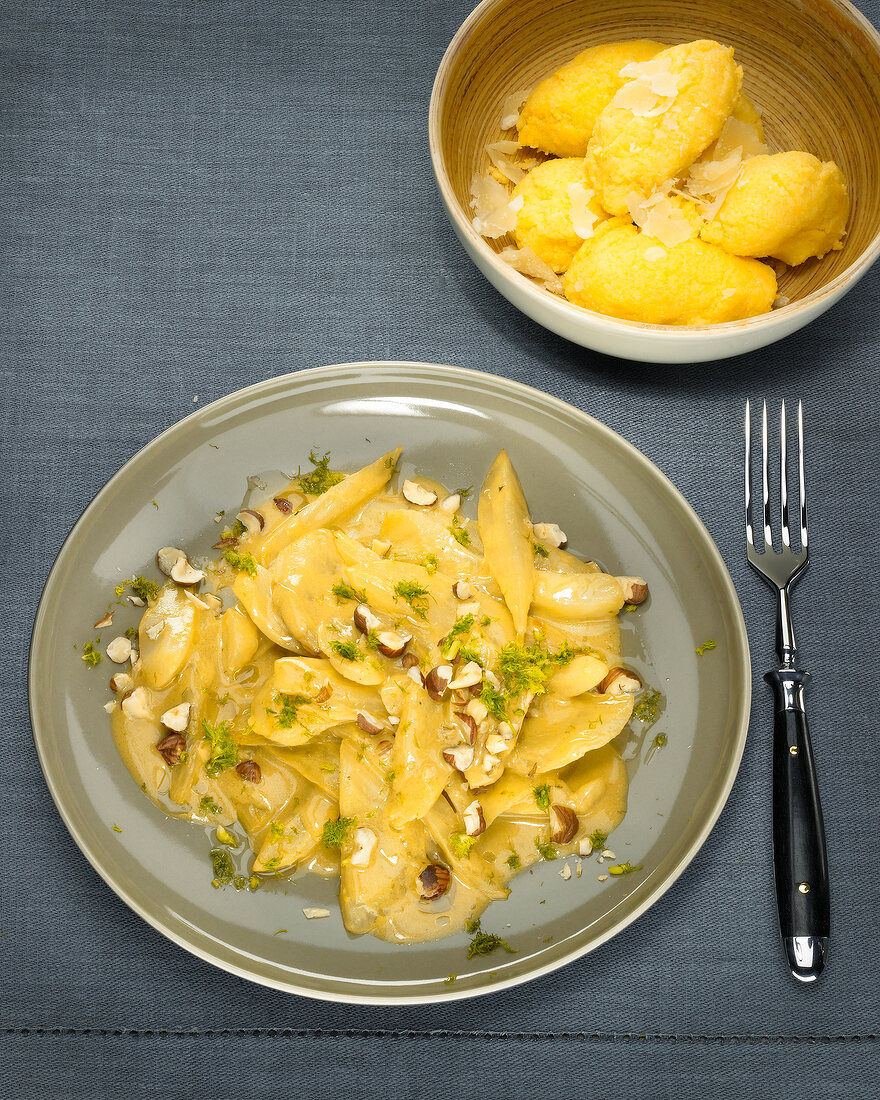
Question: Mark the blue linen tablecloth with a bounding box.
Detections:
[2,1,878,1095]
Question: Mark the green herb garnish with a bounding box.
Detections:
[450,832,477,859]
[393,579,429,620]
[533,784,551,813]
[210,849,235,888]
[81,640,103,668]
[441,613,475,658]
[199,795,221,816]
[632,688,664,723]
[465,918,517,960]
[695,639,717,656]
[609,862,643,875]
[267,691,311,729]
[329,640,364,662]
[321,816,356,849]
[506,853,521,870]
[479,683,508,721]
[224,549,257,576]
[297,450,344,496]
[421,554,439,575]
[534,836,557,861]
[588,829,607,850]
[202,719,239,777]
[331,581,367,604]
[532,541,549,558]
[450,514,471,546]
[130,576,159,601]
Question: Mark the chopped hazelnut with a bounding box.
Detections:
[121,686,152,720]
[106,636,132,664]
[424,665,452,701]
[598,667,642,694]
[417,863,451,899]
[273,496,293,514]
[370,538,392,557]
[485,733,507,755]
[618,576,649,605]
[375,630,411,659]
[465,698,489,724]
[236,760,262,783]
[454,711,478,744]
[353,603,382,636]
[401,652,420,669]
[402,480,438,506]
[463,800,486,837]
[533,522,568,549]
[438,493,461,513]
[127,595,146,607]
[549,804,578,844]
[313,683,332,704]
[350,827,377,868]
[94,611,114,629]
[156,546,186,576]
[235,509,264,535]
[356,711,384,735]
[184,590,213,611]
[452,580,472,600]
[447,661,483,690]
[156,731,186,766]
[109,672,133,694]
[170,558,206,586]
[160,702,191,731]
[442,744,474,772]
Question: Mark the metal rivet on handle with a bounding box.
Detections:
[789,745,799,755]
[798,882,810,894]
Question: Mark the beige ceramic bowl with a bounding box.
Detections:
[430,0,880,363]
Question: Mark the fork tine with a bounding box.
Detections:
[745,399,758,548]
[762,400,773,550]
[798,400,808,553]
[780,400,791,548]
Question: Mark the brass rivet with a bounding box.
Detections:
[798,882,810,894]
[789,745,799,756]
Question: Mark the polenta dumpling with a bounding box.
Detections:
[586,39,743,216]
[511,157,608,272]
[700,151,849,265]
[517,40,665,157]
[563,220,777,324]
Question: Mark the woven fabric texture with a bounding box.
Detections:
[2,1,878,1096]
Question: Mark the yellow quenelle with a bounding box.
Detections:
[700,151,849,265]
[517,39,664,157]
[510,157,608,272]
[586,39,742,216]
[563,220,777,324]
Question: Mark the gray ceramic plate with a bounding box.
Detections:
[30,362,750,1003]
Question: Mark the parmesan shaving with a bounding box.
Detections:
[714,116,768,161]
[612,57,681,118]
[485,140,526,184]
[626,183,694,248]
[498,245,564,295]
[470,173,517,238]
[509,194,524,212]
[773,293,790,309]
[500,89,529,131]
[567,183,600,239]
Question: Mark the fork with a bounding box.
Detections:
[744,399,829,982]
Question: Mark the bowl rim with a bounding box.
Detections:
[428,0,880,340]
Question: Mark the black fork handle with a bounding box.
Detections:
[765,669,829,981]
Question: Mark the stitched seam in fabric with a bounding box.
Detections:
[2,1029,876,1042]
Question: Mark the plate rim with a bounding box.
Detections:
[29,360,752,1004]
